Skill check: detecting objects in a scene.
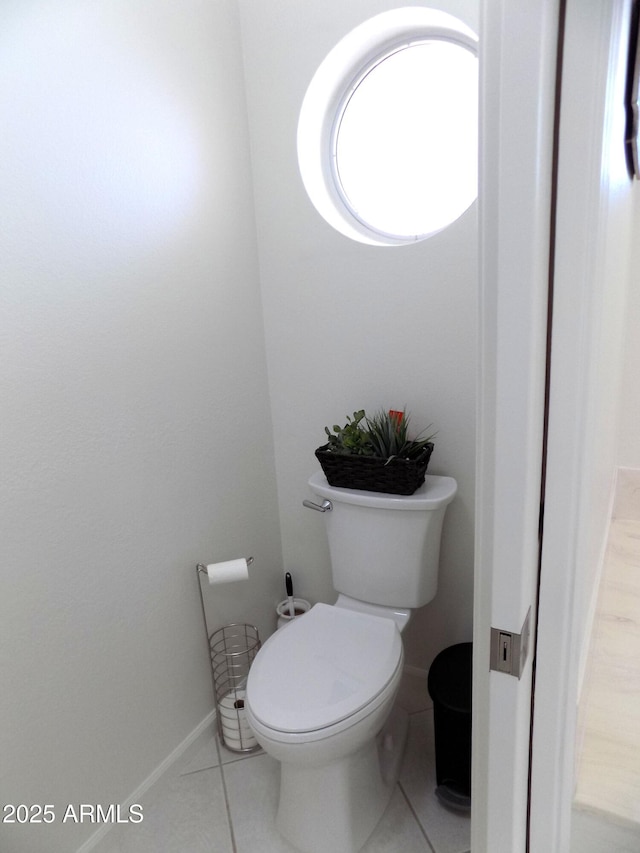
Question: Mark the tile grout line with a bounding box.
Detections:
[397,780,437,853]
[180,751,259,778]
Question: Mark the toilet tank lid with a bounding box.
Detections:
[246,603,402,733]
[308,470,457,510]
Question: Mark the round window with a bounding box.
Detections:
[297,9,479,246]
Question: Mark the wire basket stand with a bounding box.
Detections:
[209,623,261,752]
[195,561,262,753]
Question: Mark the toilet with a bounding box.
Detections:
[245,470,457,853]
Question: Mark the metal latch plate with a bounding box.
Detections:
[490,607,531,679]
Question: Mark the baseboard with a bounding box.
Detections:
[613,466,640,520]
[576,471,618,700]
[76,709,216,853]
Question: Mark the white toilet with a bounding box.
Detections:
[245,470,457,853]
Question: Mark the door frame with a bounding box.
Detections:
[473,3,561,851]
[529,2,636,850]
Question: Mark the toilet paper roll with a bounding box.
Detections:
[218,688,257,750]
[206,559,249,585]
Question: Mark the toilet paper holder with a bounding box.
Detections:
[195,556,261,754]
[196,556,254,575]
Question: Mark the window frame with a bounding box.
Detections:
[297,8,479,246]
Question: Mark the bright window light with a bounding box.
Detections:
[334,41,478,240]
[298,9,478,246]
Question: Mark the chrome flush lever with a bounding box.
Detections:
[302,499,333,512]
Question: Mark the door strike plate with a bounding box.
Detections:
[490,607,531,679]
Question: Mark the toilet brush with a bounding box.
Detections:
[285,572,296,619]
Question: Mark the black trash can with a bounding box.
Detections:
[427,642,472,811]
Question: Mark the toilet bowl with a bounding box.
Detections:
[245,602,408,853]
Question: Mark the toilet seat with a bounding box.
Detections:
[246,603,403,736]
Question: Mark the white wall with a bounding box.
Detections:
[0,3,283,852]
[1,0,482,848]
[563,0,637,681]
[238,0,479,671]
[617,187,640,469]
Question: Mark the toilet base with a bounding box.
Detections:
[276,704,409,853]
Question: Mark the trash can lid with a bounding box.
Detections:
[427,642,472,713]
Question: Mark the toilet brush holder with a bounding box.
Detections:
[276,597,311,629]
[210,623,261,753]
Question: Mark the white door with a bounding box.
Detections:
[473,2,562,852]
[475,2,638,852]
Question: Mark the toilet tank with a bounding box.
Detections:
[308,471,457,608]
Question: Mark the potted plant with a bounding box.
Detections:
[315,408,436,495]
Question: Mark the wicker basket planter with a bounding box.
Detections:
[315,443,434,495]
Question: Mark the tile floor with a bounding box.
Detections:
[570,470,640,852]
[94,673,470,853]
[573,517,640,825]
